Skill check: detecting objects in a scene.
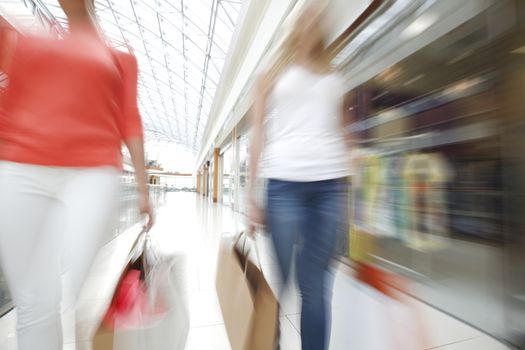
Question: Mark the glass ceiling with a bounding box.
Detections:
[1,0,243,152]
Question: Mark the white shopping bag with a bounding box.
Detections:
[93,231,189,350]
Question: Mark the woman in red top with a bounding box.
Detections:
[0,1,153,349]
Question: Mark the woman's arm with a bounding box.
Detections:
[0,30,19,136]
[247,73,271,232]
[247,77,268,201]
[126,137,154,231]
[117,52,154,230]
[0,29,17,75]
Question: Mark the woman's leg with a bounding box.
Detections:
[58,167,120,347]
[265,180,304,292]
[296,179,347,350]
[58,167,121,304]
[0,163,65,350]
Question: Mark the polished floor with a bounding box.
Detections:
[0,192,513,349]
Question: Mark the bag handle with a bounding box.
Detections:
[128,227,149,262]
[253,236,263,273]
[234,231,264,274]
[137,228,164,283]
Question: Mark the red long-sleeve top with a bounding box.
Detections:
[0,29,143,168]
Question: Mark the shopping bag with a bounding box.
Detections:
[215,232,279,350]
[93,231,148,350]
[112,254,189,350]
[93,323,114,350]
[93,230,189,350]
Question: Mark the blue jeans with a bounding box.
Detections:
[266,178,347,350]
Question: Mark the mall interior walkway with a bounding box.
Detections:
[0,193,511,350]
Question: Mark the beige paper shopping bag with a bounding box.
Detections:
[92,323,114,350]
[215,233,279,350]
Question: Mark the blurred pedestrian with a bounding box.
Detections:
[0,1,152,349]
[247,2,350,349]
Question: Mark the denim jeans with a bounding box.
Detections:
[266,178,347,350]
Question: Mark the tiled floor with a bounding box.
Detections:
[0,192,513,349]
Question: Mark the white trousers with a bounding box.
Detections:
[0,161,121,350]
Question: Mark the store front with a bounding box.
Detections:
[344,4,524,342]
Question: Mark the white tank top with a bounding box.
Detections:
[261,64,350,181]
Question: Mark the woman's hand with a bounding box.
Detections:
[139,188,154,232]
[247,198,265,236]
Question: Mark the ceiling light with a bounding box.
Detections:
[377,66,402,82]
[402,74,424,86]
[401,14,438,39]
[511,45,525,54]
[447,49,473,65]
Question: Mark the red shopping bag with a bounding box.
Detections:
[103,270,166,329]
